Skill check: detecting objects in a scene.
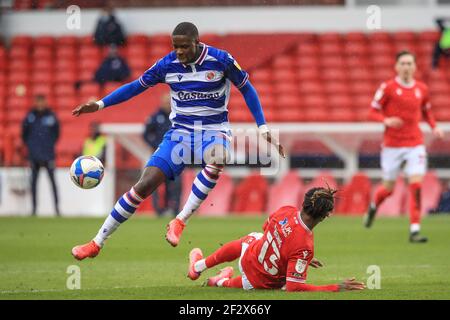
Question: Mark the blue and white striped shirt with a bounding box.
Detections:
[138,43,249,131]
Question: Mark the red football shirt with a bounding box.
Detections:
[371,77,436,147]
[241,206,315,289]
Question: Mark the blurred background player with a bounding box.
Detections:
[187,187,365,292]
[365,51,444,243]
[71,22,284,260]
[432,17,450,69]
[82,122,106,164]
[21,95,60,216]
[143,93,181,217]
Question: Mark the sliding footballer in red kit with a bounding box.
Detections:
[186,187,365,293]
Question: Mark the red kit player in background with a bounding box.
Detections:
[365,50,444,243]
[186,187,365,292]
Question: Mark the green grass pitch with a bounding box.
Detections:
[0,215,449,300]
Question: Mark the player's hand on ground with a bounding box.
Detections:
[338,277,365,291]
[262,132,286,158]
[432,127,444,139]
[384,117,404,129]
[72,101,100,117]
[310,258,323,268]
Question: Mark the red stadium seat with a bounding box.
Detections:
[79,82,101,100]
[267,170,304,215]
[319,43,344,56]
[336,172,372,215]
[324,82,350,95]
[273,56,294,69]
[9,46,30,60]
[33,59,53,72]
[54,70,78,83]
[321,69,347,82]
[368,32,392,43]
[274,82,298,95]
[297,67,320,81]
[56,46,77,60]
[344,43,369,57]
[31,71,54,84]
[79,58,100,72]
[299,81,323,95]
[8,71,29,84]
[295,56,320,69]
[34,36,54,47]
[305,171,338,196]
[127,34,150,45]
[33,46,53,60]
[296,43,319,56]
[8,59,31,72]
[418,31,440,43]
[344,32,367,43]
[54,84,76,97]
[79,45,101,60]
[392,31,417,42]
[317,33,342,44]
[250,69,271,83]
[11,35,33,47]
[31,84,53,97]
[55,59,78,72]
[320,56,346,68]
[232,173,269,214]
[56,36,78,47]
[371,54,395,68]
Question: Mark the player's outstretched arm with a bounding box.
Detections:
[286,278,365,292]
[72,79,147,117]
[238,81,285,158]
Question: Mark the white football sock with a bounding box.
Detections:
[410,223,420,233]
[194,259,207,273]
[177,164,222,223]
[216,278,229,287]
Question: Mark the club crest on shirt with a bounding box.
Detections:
[415,88,422,99]
[205,71,217,81]
[177,74,183,81]
[279,218,288,226]
[396,88,403,96]
[295,259,308,274]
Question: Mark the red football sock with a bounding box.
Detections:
[409,182,422,225]
[375,186,393,207]
[205,239,242,268]
[221,276,243,288]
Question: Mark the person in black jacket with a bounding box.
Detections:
[94,6,126,47]
[94,45,131,84]
[143,94,181,217]
[22,95,60,216]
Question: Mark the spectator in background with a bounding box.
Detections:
[82,122,106,164]
[432,17,450,69]
[94,45,131,84]
[94,6,126,47]
[22,95,60,216]
[434,181,450,213]
[143,94,181,217]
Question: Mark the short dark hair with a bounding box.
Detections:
[172,22,199,40]
[302,186,337,220]
[396,50,416,62]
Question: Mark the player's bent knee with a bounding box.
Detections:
[134,167,166,198]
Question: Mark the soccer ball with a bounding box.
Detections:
[70,155,104,189]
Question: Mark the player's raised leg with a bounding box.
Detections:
[187,238,242,280]
[166,142,228,247]
[71,166,166,260]
[365,180,394,228]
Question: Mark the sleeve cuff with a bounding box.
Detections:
[96,100,105,110]
[258,124,269,135]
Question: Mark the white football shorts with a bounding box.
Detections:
[238,232,263,291]
[381,145,427,181]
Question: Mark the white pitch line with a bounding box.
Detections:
[0,285,148,295]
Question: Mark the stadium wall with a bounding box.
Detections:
[0,168,113,216]
[3,6,450,37]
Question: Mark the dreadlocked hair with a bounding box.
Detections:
[302,186,338,220]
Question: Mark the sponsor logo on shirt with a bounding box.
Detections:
[177,91,221,101]
[295,259,308,274]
